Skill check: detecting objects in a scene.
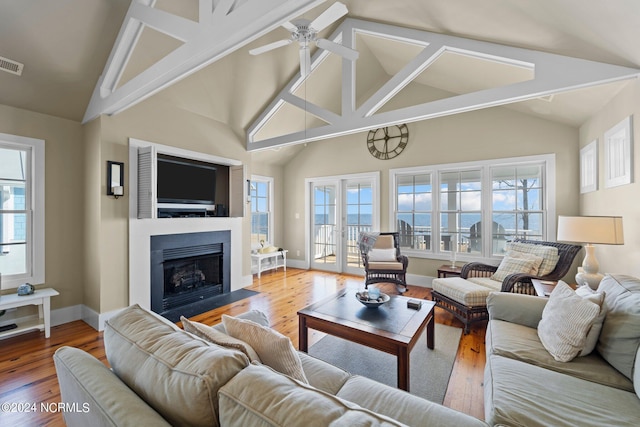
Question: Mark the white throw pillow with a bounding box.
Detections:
[222,314,308,383]
[368,248,397,262]
[181,316,262,362]
[538,282,602,362]
[573,284,607,357]
[490,252,543,282]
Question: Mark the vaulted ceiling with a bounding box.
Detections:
[1,0,639,144]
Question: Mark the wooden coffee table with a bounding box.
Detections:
[297,289,435,391]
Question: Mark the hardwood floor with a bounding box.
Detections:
[0,268,486,426]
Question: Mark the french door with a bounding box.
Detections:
[309,173,379,275]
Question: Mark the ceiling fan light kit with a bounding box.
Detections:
[249,2,358,78]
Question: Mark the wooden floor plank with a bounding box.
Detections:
[0,268,486,425]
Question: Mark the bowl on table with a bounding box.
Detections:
[355,290,390,308]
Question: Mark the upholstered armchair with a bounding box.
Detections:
[361,232,409,294]
[432,239,581,333]
[460,239,582,295]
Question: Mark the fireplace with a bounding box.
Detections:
[150,231,230,321]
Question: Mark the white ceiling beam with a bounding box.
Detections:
[83,0,326,124]
[357,43,445,118]
[212,0,237,21]
[128,2,198,41]
[247,18,640,151]
[281,92,341,124]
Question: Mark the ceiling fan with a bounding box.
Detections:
[249,2,359,78]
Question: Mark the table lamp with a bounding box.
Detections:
[556,215,624,289]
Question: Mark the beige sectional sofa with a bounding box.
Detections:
[485,274,640,426]
[54,304,486,427]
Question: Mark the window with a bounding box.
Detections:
[250,176,273,248]
[0,133,45,288]
[491,164,544,248]
[440,169,482,255]
[396,174,432,250]
[390,155,554,260]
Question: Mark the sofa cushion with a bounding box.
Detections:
[506,241,559,276]
[485,354,640,427]
[54,346,172,427]
[218,363,406,427]
[491,252,543,282]
[298,351,351,395]
[181,316,261,362]
[596,274,640,381]
[537,281,601,362]
[486,319,633,392]
[573,284,607,357]
[104,304,249,427]
[222,314,308,383]
[336,375,488,427]
[210,309,270,334]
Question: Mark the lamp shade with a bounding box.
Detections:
[557,216,624,245]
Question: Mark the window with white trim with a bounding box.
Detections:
[391,155,554,261]
[0,133,45,288]
[250,176,273,248]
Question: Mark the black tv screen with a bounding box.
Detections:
[157,154,216,205]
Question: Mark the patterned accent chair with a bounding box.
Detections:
[431,239,581,333]
[361,232,409,294]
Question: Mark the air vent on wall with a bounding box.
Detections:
[0,56,24,76]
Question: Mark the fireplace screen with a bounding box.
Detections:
[161,245,223,311]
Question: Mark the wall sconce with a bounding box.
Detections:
[107,161,124,199]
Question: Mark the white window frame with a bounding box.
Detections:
[250,175,274,249]
[389,154,556,263]
[0,133,45,289]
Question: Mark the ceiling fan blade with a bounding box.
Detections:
[316,38,359,61]
[299,46,311,78]
[281,21,298,32]
[249,39,293,56]
[309,1,348,32]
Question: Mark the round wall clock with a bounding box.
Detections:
[366,124,409,160]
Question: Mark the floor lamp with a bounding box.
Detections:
[557,215,624,290]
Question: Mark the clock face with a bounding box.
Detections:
[366,124,409,160]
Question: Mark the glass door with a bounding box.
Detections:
[343,180,373,275]
[311,182,338,272]
[309,173,379,274]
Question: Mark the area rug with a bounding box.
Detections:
[163,289,259,322]
[308,323,462,404]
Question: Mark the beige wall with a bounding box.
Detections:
[579,79,640,278]
[3,78,637,317]
[0,105,85,310]
[92,98,256,312]
[283,106,580,277]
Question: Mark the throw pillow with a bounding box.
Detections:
[490,253,543,282]
[506,242,560,276]
[222,314,308,383]
[537,282,602,362]
[573,284,607,357]
[181,316,261,362]
[368,248,397,262]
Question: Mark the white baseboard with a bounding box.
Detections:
[406,273,434,288]
[287,259,308,269]
[51,304,83,326]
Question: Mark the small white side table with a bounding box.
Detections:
[252,250,288,278]
[0,288,59,339]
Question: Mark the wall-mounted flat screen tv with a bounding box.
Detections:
[157,154,216,205]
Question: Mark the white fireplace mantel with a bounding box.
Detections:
[129,216,246,310]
